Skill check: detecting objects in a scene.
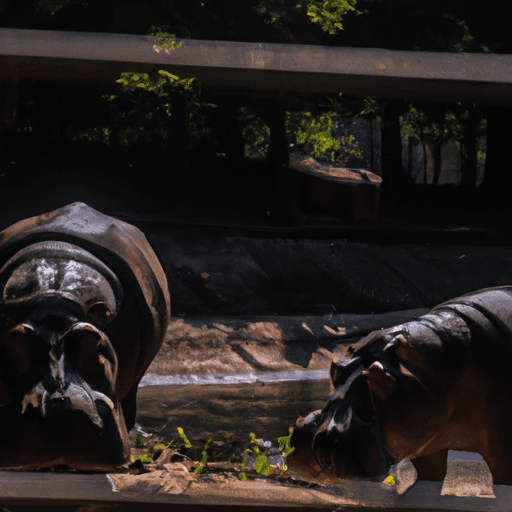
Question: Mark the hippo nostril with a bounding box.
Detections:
[85,302,113,328]
[61,323,118,398]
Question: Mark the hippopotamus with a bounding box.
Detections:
[0,202,170,471]
[287,286,512,486]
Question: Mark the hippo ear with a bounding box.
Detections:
[391,334,433,378]
[364,361,398,403]
[296,409,322,427]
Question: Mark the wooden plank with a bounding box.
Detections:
[1,470,512,511]
[0,28,511,106]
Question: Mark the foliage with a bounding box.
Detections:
[147,26,185,52]
[238,429,295,480]
[383,474,396,486]
[153,439,179,451]
[301,0,362,34]
[36,0,86,16]
[243,433,272,476]
[287,110,364,166]
[255,0,362,36]
[133,455,153,464]
[73,127,112,145]
[241,101,365,166]
[194,437,213,475]
[130,434,148,448]
[277,427,295,459]
[241,109,271,159]
[400,105,458,148]
[105,70,196,149]
[442,15,477,52]
[399,102,487,186]
[177,427,193,450]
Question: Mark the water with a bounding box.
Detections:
[139,369,329,386]
[134,378,330,461]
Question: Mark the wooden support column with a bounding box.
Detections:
[169,93,190,191]
[0,77,18,134]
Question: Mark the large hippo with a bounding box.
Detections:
[288,286,512,485]
[0,202,170,471]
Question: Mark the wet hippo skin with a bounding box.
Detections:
[288,286,512,485]
[0,203,170,471]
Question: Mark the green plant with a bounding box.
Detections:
[133,455,153,464]
[237,428,295,480]
[153,439,179,451]
[194,437,213,475]
[176,427,193,450]
[301,0,361,34]
[238,433,272,480]
[277,427,295,462]
[147,26,185,52]
[129,434,148,448]
[287,110,364,166]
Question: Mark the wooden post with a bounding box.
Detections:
[0,77,18,134]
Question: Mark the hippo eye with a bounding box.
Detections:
[85,302,113,328]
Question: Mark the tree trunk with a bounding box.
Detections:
[212,104,245,160]
[381,101,405,198]
[481,107,512,203]
[0,77,18,134]
[407,138,413,181]
[432,142,443,186]
[460,105,479,189]
[422,143,427,184]
[263,104,290,169]
[169,93,190,190]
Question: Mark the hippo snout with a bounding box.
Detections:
[288,402,392,484]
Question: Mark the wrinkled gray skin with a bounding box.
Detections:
[288,286,512,486]
[0,203,170,471]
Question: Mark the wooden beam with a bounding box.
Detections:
[0,28,511,106]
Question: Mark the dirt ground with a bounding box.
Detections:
[146,311,426,376]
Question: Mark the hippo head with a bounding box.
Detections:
[287,328,449,484]
[0,241,129,470]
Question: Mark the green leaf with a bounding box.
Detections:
[177,427,193,449]
[238,471,248,481]
[158,70,180,81]
[154,440,178,451]
[133,455,153,464]
[254,453,271,476]
[194,436,213,475]
[383,474,396,486]
[129,434,147,448]
[277,427,295,458]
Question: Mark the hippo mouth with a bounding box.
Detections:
[0,320,131,471]
[0,397,129,471]
[10,397,129,471]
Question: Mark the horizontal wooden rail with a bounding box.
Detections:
[0,470,511,511]
[0,28,511,106]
